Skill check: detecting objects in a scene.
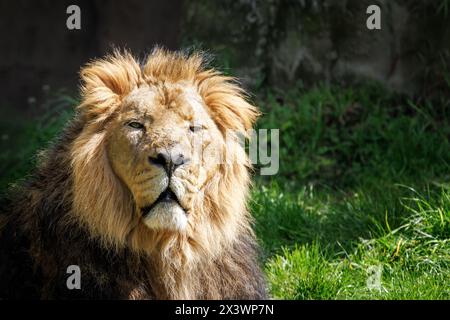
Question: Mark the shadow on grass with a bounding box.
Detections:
[0,94,76,193]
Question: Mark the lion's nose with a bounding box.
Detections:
[149,150,188,175]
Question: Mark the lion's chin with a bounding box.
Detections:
[142,201,188,231]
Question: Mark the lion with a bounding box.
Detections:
[0,48,267,299]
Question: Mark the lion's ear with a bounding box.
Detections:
[199,73,260,136]
[78,51,142,119]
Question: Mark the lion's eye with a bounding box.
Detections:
[189,124,203,133]
[128,122,144,129]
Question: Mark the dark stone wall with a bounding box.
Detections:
[1,0,449,113]
[183,0,450,97]
[0,0,183,111]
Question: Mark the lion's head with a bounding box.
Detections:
[70,49,259,263]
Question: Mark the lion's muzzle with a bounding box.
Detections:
[141,188,184,218]
[140,184,188,232]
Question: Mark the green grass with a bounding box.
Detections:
[253,84,450,299]
[0,84,449,299]
[255,186,450,299]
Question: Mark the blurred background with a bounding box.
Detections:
[0,0,449,299]
[1,0,449,111]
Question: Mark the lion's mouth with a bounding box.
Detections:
[140,189,183,217]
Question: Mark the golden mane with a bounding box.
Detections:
[69,48,261,298]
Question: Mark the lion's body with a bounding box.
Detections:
[0,49,267,299]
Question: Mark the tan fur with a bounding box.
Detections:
[68,48,262,299]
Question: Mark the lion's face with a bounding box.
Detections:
[71,49,259,255]
[107,84,222,231]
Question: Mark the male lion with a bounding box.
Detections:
[0,49,267,299]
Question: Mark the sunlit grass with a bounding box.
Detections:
[256,186,450,299]
[254,84,450,299]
